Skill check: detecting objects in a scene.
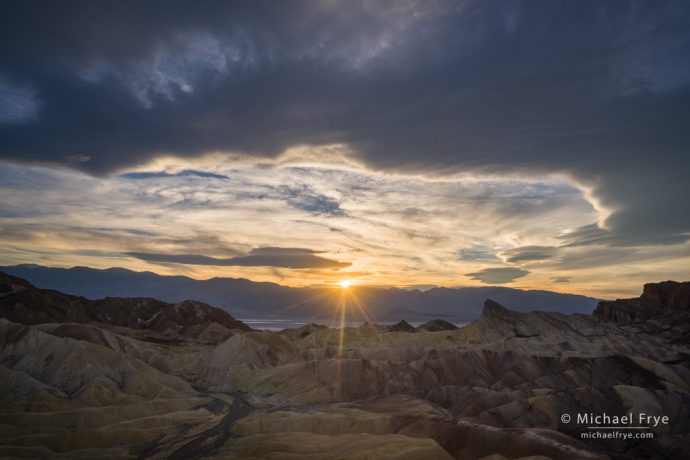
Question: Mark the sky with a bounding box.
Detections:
[1,0,689,298]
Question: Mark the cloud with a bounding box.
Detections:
[120,169,229,180]
[128,247,350,269]
[501,245,558,263]
[465,267,530,284]
[0,76,40,124]
[457,248,499,262]
[1,157,688,295]
[277,185,344,217]
[551,276,571,283]
[0,1,689,247]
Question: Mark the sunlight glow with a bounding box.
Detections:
[340,280,352,289]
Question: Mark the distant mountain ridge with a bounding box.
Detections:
[0,264,600,323]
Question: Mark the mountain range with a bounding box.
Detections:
[0,264,600,323]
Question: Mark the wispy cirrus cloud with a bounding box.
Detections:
[277,185,345,217]
[1,149,689,297]
[0,157,601,288]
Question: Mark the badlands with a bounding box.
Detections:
[1,272,689,459]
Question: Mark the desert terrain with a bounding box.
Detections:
[1,271,689,459]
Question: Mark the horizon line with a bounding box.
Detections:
[0,262,626,300]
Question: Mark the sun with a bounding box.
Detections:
[339,280,352,289]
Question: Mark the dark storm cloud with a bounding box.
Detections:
[1,1,689,246]
[465,267,530,284]
[128,247,350,269]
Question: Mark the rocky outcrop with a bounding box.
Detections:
[594,280,690,323]
[640,281,690,310]
[593,297,645,323]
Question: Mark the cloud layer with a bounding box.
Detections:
[1,154,689,296]
[129,247,350,269]
[1,1,689,250]
[1,1,690,296]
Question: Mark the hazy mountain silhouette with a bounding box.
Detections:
[1,265,599,323]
